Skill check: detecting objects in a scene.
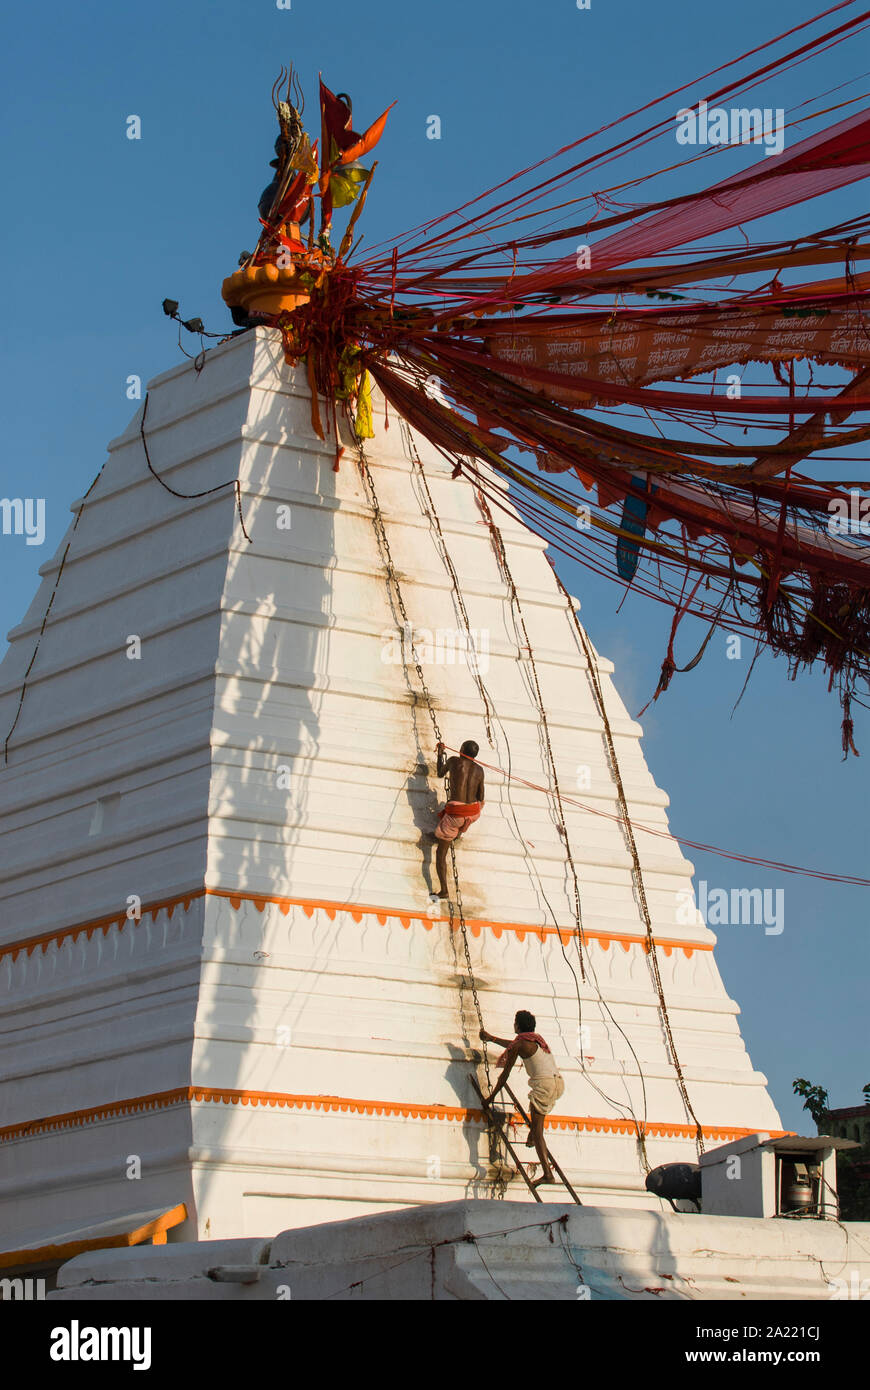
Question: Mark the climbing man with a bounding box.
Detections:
[479,1011,565,1188]
[433,740,484,899]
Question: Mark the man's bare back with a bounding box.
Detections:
[443,754,484,805]
[432,739,485,898]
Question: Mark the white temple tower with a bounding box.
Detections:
[0,329,782,1251]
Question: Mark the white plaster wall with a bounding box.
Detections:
[0,898,205,1243]
[0,329,781,1249]
[0,342,260,938]
[184,893,779,1236]
[206,334,697,935]
[187,331,780,1231]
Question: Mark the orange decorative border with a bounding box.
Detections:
[0,890,205,965]
[0,1086,787,1146]
[209,889,706,955]
[0,1203,188,1270]
[0,887,710,965]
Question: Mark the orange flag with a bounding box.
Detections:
[338,103,396,166]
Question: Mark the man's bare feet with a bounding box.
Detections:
[531,1172,554,1188]
[437,888,449,899]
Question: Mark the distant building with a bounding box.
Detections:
[826,1105,870,1147]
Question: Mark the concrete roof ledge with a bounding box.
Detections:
[47,1200,870,1301]
[55,1237,272,1288]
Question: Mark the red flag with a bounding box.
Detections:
[275,168,314,225]
[320,80,359,165]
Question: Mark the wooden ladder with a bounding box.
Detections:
[470,1076,583,1204]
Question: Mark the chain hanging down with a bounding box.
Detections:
[475,490,588,982]
[354,437,509,1189]
[401,420,496,745]
[554,569,705,1158]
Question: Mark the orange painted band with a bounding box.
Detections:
[0,1085,787,1146]
[1,890,205,964]
[0,1203,188,1270]
[209,889,707,955]
[0,888,710,965]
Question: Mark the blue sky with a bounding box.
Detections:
[1,0,867,1131]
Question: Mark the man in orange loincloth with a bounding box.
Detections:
[433,740,484,899]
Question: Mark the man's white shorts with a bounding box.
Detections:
[529,1073,565,1116]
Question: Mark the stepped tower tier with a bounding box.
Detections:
[0,328,782,1247]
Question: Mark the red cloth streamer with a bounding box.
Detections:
[496,1032,551,1066]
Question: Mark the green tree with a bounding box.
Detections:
[792,1078,829,1128]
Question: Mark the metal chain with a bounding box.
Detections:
[3,461,107,763]
[555,570,705,1158]
[401,420,495,744]
[472,481,656,1172]
[356,446,442,748]
[355,438,508,1186]
[451,857,490,1089]
[450,853,506,1195]
[400,426,511,1190]
[406,447,646,1169]
[475,491,587,981]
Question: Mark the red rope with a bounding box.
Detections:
[443,747,870,886]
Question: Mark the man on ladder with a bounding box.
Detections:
[480,1011,565,1189]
